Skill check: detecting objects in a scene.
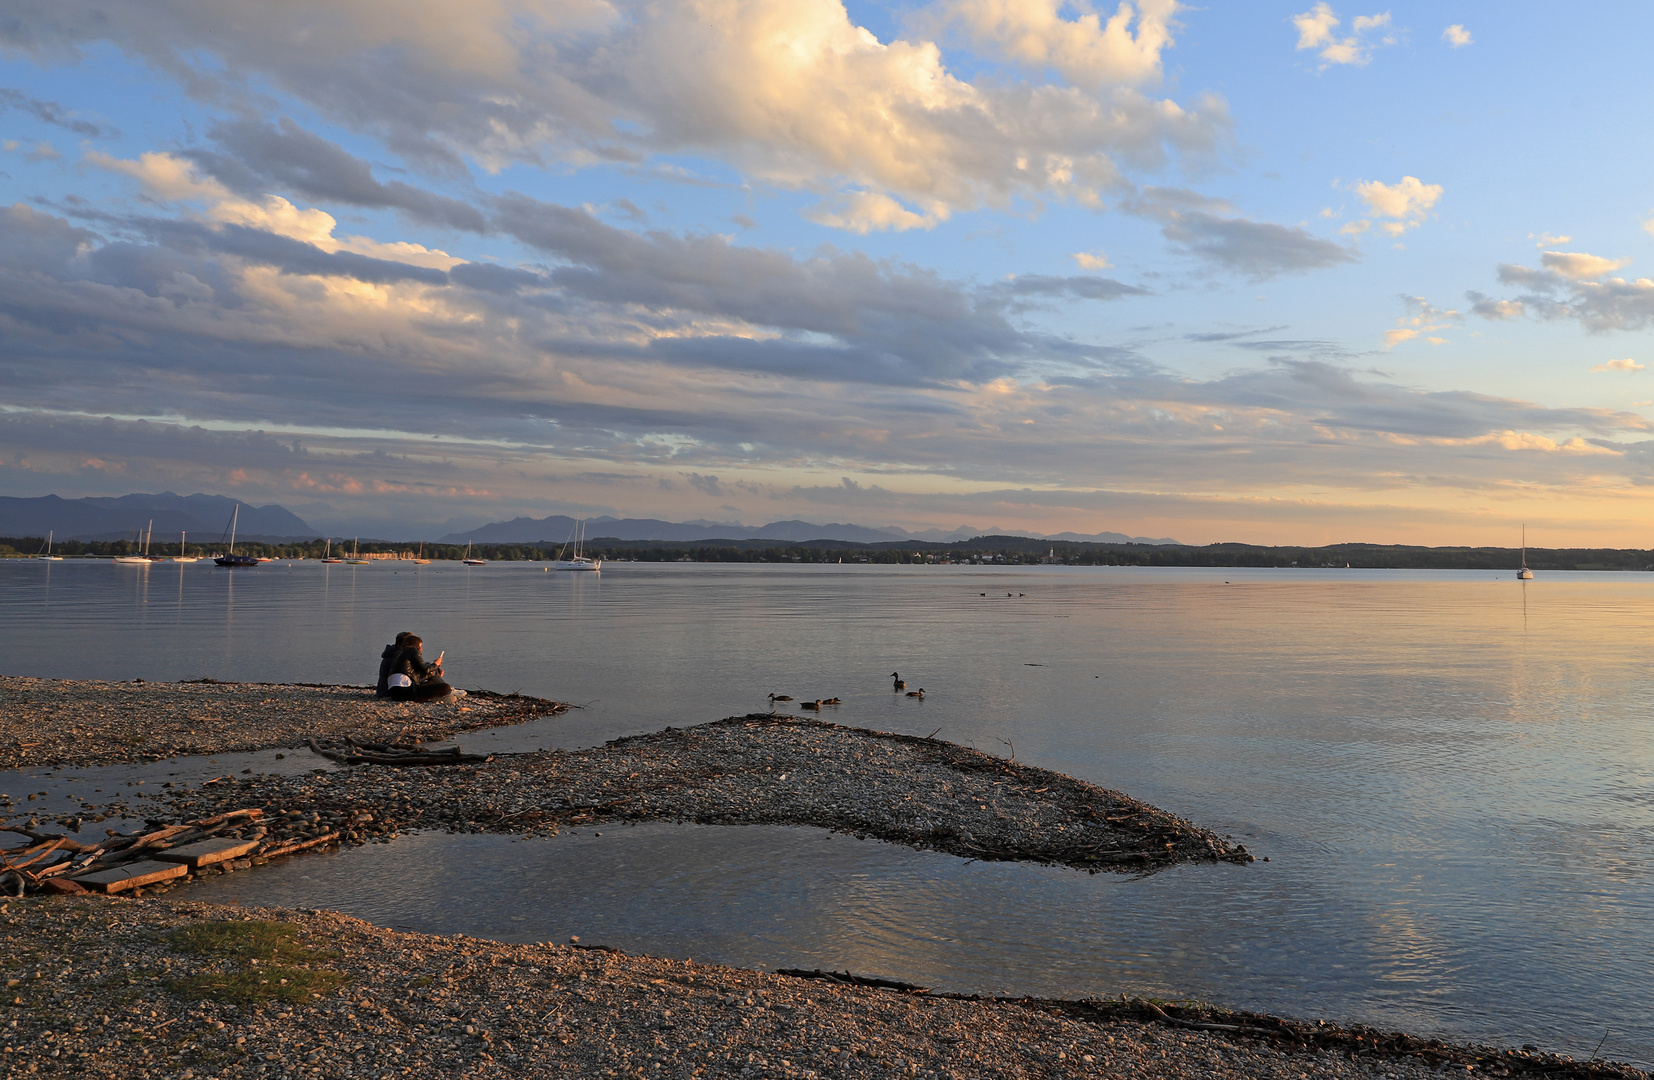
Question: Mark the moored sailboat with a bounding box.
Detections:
[213,506,259,567]
[34,530,62,561]
[321,538,343,564]
[552,515,601,571]
[1517,525,1533,580]
[113,521,154,564]
[463,541,487,566]
[171,530,198,563]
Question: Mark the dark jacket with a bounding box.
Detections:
[375,644,401,697]
[392,648,439,685]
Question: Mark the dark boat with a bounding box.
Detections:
[213,505,260,567]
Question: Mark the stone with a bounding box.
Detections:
[151,837,261,868]
[73,859,190,893]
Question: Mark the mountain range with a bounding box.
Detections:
[0,493,315,543]
[440,513,1178,546]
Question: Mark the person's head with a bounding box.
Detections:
[394,631,414,647]
[403,635,423,653]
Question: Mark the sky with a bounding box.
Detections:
[2,1,1653,545]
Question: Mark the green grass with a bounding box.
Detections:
[162,921,350,1005]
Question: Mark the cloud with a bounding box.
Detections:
[5,0,1231,229]
[1292,4,1396,68]
[1071,251,1111,270]
[1465,292,1524,320]
[0,87,114,137]
[927,0,1181,89]
[1384,294,1459,347]
[1442,24,1471,47]
[1166,213,1356,278]
[1481,258,1654,333]
[996,274,1148,301]
[1541,250,1631,280]
[1591,358,1644,373]
[1121,187,1356,279]
[1350,176,1442,237]
[803,190,946,233]
[192,118,488,232]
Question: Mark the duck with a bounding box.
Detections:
[891,672,905,690]
[800,700,822,711]
[821,697,842,705]
[768,693,794,702]
[905,688,925,698]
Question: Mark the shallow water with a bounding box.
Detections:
[4,560,1652,1063]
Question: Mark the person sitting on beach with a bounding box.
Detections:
[384,635,465,702]
[375,631,415,697]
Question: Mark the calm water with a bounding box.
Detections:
[3,560,1652,1063]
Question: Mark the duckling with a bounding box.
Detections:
[768,693,793,702]
[891,672,905,690]
[800,699,822,711]
[821,697,842,705]
[905,688,925,698]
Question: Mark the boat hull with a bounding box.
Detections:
[553,559,601,571]
[214,555,260,567]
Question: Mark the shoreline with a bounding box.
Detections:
[6,895,1647,1079]
[0,676,571,771]
[5,680,1643,1075]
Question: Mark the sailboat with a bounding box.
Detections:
[321,538,343,564]
[114,520,154,564]
[552,515,601,571]
[171,530,198,563]
[463,541,487,566]
[1517,525,1533,580]
[34,531,62,561]
[213,506,259,567]
[345,537,370,564]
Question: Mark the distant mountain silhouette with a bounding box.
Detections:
[442,513,1179,546]
[0,493,315,543]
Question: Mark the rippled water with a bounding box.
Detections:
[4,560,1652,1063]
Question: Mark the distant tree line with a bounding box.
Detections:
[3,534,1651,571]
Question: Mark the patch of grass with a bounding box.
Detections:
[163,921,350,1005]
[168,966,351,1005]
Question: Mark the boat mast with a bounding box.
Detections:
[229,505,238,554]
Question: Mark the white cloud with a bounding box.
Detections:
[1535,232,1571,246]
[1072,250,1112,270]
[930,0,1181,89]
[85,149,230,203]
[17,0,1230,232]
[1292,3,1395,67]
[1442,24,1471,47]
[1591,358,1644,373]
[1542,251,1632,280]
[803,190,946,233]
[1349,176,1442,237]
[1385,294,1459,348]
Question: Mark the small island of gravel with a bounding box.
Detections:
[0,676,571,769]
[151,712,1252,874]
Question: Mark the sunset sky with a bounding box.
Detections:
[3,2,1652,543]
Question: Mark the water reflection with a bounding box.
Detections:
[3,563,1653,1064]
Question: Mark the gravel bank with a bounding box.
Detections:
[0,677,570,770]
[5,896,1642,1080]
[149,712,1253,874]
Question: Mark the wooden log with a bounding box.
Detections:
[74,859,190,893]
[258,832,340,859]
[0,826,100,854]
[152,838,261,868]
[187,808,265,828]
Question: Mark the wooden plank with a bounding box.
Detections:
[151,838,260,868]
[73,860,190,893]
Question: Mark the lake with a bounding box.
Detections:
[3,559,1652,1064]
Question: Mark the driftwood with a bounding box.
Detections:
[308,738,492,766]
[776,969,932,994]
[258,832,340,858]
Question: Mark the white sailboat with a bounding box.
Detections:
[1517,525,1533,580]
[346,537,370,564]
[463,541,487,566]
[113,520,153,564]
[552,516,601,571]
[171,530,198,563]
[321,538,343,564]
[34,530,62,561]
